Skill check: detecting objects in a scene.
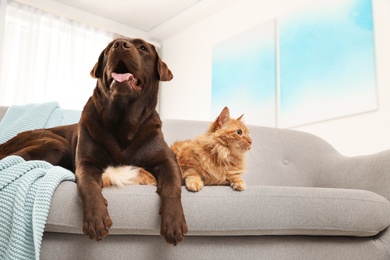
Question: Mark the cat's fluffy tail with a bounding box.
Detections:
[102,166,157,187]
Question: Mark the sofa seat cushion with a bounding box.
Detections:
[45,182,390,237]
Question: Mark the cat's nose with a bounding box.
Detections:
[248,137,252,145]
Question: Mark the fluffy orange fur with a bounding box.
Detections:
[171,106,252,192]
[102,166,156,187]
[101,107,252,192]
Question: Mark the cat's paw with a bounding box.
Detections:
[231,180,246,191]
[185,179,204,192]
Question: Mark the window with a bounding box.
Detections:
[0,0,113,109]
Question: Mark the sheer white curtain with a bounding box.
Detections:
[0,0,113,110]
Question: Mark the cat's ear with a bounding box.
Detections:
[218,107,230,126]
[207,106,231,133]
[237,114,244,121]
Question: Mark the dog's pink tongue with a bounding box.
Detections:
[112,72,133,82]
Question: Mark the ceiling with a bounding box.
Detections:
[51,0,202,32]
[17,0,241,41]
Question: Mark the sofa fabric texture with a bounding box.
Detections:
[46,182,390,238]
[1,105,390,259]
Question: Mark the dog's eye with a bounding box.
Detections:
[236,129,242,136]
[139,46,148,52]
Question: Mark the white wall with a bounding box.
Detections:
[159,0,390,156]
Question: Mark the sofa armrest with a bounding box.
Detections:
[321,150,390,201]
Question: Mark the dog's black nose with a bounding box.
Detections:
[113,40,131,50]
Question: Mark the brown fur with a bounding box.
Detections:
[0,38,187,245]
[171,107,252,192]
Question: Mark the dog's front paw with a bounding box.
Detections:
[160,198,188,245]
[82,201,113,241]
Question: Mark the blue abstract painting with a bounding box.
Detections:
[279,0,377,127]
[212,20,276,126]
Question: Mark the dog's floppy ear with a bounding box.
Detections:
[152,45,173,81]
[157,57,173,81]
[90,49,105,78]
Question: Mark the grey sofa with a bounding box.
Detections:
[1,106,390,260]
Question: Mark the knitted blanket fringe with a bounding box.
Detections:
[0,156,75,260]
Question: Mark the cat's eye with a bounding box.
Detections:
[236,129,243,135]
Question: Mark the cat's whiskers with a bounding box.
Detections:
[249,147,265,163]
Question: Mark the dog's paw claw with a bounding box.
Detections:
[160,200,188,245]
[160,223,188,245]
[82,209,113,241]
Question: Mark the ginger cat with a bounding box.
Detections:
[102,107,252,192]
[171,106,252,192]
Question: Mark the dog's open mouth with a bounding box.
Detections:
[109,61,142,93]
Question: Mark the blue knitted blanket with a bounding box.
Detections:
[0,102,80,260]
[0,156,75,260]
[0,101,81,143]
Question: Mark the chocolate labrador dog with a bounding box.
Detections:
[0,37,188,245]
